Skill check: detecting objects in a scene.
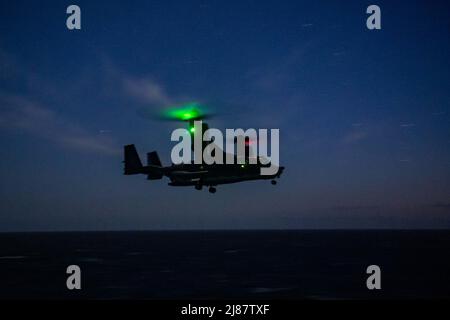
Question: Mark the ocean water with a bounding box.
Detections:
[0,230,449,299]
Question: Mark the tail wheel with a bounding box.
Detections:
[195,184,202,190]
[209,187,217,193]
[271,180,277,185]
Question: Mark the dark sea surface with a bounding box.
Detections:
[0,230,449,299]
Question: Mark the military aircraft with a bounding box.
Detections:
[123,104,284,193]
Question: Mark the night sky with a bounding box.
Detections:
[0,0,449,231]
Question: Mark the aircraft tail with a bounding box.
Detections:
[146,151,163,180]
[124,144,143,175]
[147,151,162,167]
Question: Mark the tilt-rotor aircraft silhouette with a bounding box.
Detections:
[124,104,284,193]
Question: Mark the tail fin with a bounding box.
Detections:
[124,144,143,175]
[146,151,163,180]
[147,151,162,167]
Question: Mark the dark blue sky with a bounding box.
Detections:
[1,0,449,231]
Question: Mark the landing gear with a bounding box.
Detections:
[195,184,202,190]
[209,187,217,194]
[271,180,277,185]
